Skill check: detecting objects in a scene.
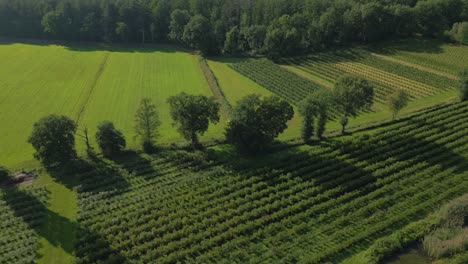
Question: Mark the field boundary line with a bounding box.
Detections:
[75,52,110,124]
[198,57,232,117]
[365,51,459,81]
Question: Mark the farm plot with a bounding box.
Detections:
[229,58,325,105]
[0,185,48,263]
[74,101,468,263]
[0,43,106,168]
[282,48,457,103]
[0,43,222,168]
[79,47,225,149]
[370,39,468,76]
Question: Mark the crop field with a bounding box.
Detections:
[0,185,48,263]
[279,47,460,104]
[370,39,468,76]
[230,58,325,105]
[0,42,222,168]
[72,101,468,263]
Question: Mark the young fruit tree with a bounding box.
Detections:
[225,94,294,154]
[334,75,374,134]
[135,98,161,153]
[95,121,126,158]
[387,89,409,120]
[299,89,334,142]
[167,93,220,149]
[28,115,77,167]
[459,68,468,102]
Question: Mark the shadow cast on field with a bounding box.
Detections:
[1,187,127,263]
[0,37,189,54]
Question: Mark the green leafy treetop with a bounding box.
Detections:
[167,93,220,149]
[134,98,161,153]
[334,75,374,134]
[225,94,294,155]
[95,121,126,158]
[28,115,77,168]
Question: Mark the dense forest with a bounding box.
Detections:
[0,0,467,56]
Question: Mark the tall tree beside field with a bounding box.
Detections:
[116,22,130,42]
[28,115,77,167]
[387,89,409,120]
[459,68,468,101]
[167,93,220,148]
[225,95,294,154]
[135,98,161,153]
[95,121,126,158]
[299,89,334,142]
[334,75,374,134]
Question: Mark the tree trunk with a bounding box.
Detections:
[191,131,200,149]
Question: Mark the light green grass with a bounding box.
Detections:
[36,173,77,264]
[0,43,223,169]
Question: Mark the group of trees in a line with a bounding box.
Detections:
[22,67,468,168]
[1,0,467,56]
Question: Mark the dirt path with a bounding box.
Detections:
[368,52,459,81]
[75,52,110,124]
[198,57,232,117]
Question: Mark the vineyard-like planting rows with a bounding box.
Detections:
[74,101,468,263]
[0,186,48,264]
[370,39,468,76]
[282,49,457,103]
[230,59,324,104]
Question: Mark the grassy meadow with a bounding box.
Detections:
[0,42,223,169]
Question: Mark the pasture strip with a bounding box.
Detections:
[75,52,109,124]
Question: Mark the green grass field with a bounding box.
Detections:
[0,43,224,169]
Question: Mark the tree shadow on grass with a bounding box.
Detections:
[1,186,127,263]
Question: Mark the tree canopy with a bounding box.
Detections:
[334,75,374,134]
[225,95,294,154]
[95,121,126,157]
[167,93,220,148]
[134,98,161,153]
[28,115,77,167]
[1,0,467,56]
[459,68,468,102]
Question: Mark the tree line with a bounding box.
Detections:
[1,69,465,171]
[1,0,467,56]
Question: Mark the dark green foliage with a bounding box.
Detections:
[1,0,466,56]
[0,166,10,183]
[225,95,294,154]
[95,121,126,158]
[299,90,334,142]
[182,15,218,55]
[334,75,374,134]
[28,115,77,167]
[169,9,191,42]
[459,69,468,102]
[387,89,410,120]
[224,26,241,54]
[167,93,220,148]
[134,98,160,153]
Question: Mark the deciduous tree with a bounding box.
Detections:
[459,68,468,101]
[96,121,126,157]
[28,115,77,167]
[135,98,161,153]
[167,93,220,148]
[225,95,294,154]
[387,89,409,120]
[334,75,374,134]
